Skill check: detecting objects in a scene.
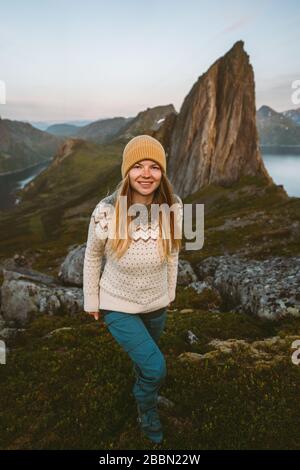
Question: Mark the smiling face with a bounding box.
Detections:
[128,159,162,203]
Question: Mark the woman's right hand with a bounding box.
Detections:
[87,311,100,321]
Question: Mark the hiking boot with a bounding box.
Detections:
[136,405,163,444]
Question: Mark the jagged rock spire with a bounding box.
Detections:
[165,40,273,197]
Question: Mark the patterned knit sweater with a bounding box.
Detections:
[83,191,183,314]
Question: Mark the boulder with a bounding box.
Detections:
[195,254,300,319]
[1,267,83,326]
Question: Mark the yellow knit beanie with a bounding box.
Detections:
[121,134,166,179]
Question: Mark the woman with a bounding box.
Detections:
[83,134,183,445]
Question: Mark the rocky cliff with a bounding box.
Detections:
[158,40,273,198]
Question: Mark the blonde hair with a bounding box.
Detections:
[106,172,182,262]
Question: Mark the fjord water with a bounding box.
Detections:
[262,154,300,197]
[0,160,50,212]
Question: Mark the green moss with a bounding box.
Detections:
[1,307,300,449]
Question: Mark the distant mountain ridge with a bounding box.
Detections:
[45,123,81,137]
[44,105,176,144]
[257,105,300,148]
[29,120,94,131]
[282,107,300,126]
[0,118,63,174]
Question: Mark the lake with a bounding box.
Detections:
[0,153,299,213]
[0,160,51,212]
[262,154,300,197]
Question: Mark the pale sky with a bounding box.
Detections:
[1,0,299,123]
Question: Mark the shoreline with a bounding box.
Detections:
[260,145,300,155]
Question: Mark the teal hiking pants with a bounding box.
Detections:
[101,307,167,413]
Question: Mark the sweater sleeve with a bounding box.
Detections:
[83,202,110,312]
[167,194,183,303]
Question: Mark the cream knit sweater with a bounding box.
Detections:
[83,191,183,314]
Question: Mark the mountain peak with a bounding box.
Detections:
[257,105,279,118]
[162,41,272,197]
[113,104,176,142]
